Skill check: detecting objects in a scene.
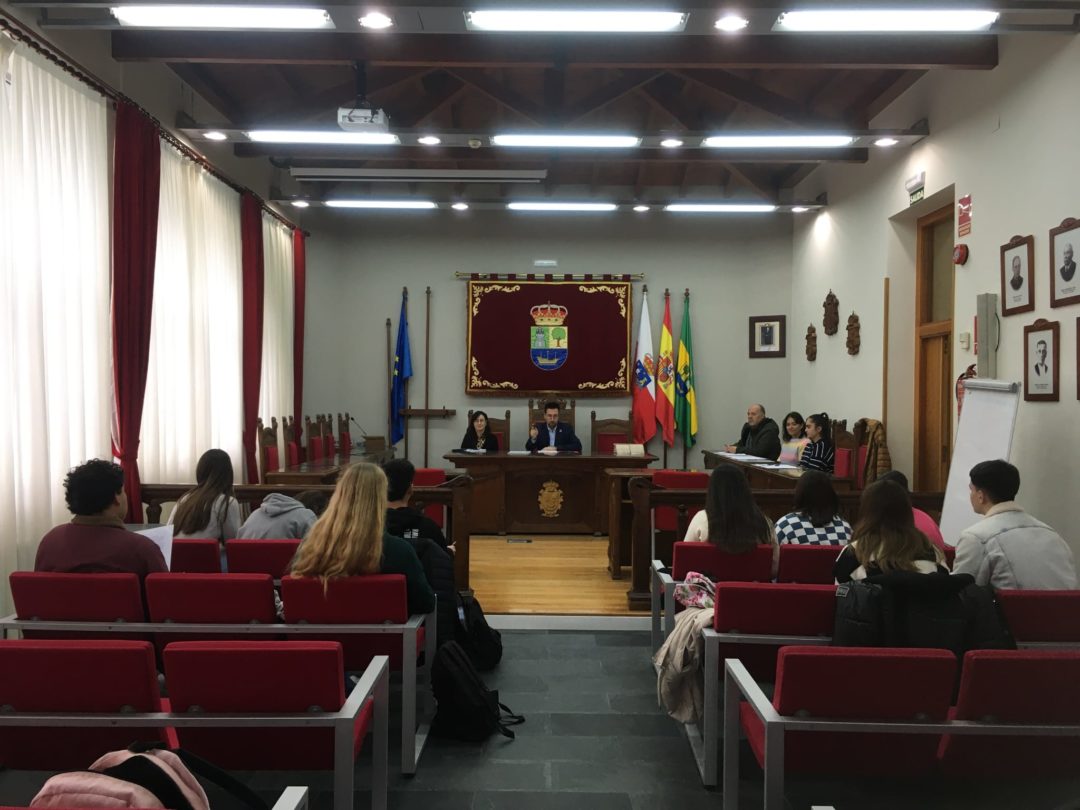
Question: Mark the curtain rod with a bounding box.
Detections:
[0,11,299,235]
[454,272,644,281]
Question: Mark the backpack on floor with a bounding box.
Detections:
[430,640,523,743]
[31,743,267,810]
[456,592,503,671]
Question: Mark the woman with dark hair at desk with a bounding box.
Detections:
[460,410,499,451]
[799,412,835,475]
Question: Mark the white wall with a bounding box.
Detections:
[303,211,794,467]
[791,33,1080,549]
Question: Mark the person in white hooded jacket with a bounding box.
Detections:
[953,460,1077,590]
[236,491,325,540]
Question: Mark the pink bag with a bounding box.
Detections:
[31,749,209,810]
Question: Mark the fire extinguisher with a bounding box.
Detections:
[956,364,977,420]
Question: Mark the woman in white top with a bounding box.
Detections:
[169,449,242,544]
[778,411,810,466]
[683,465,777,575]
[775,471,851,546]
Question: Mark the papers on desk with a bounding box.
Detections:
[757,463,800,471]
[506,450,531,455]
[461,448,488,454]
[711,452,770,463]
[137,525,174,568]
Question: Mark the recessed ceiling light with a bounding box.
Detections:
[660,138,683,148]
[775,9,999,32]
[358,11,393,28]
[874,137,900,147]
[714,14,749,32]
[246,130,400,145]
[325,200,437,209]
[665,203,778,213]
[702,134,854,148]
[417,135,442,146]
[452,202,470,211]
[291,200,310,208]
[508,202,618,212]
[203,130,228,141]
[465,9,687,33]
[791,206,809,213]
[633,205,650,212]
[493,134,641,149]
[110,5,333,29]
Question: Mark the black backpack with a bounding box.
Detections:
[457,592,503,671]
[430,641,523,742]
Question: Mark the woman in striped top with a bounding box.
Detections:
[799,412,835,475]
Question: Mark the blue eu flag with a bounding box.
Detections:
[391,293,412,445]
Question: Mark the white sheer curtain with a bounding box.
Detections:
[139,144,244,486]
[257,213,295,468]
[0,42,111,611]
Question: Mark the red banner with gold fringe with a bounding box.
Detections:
[466,279,632,396]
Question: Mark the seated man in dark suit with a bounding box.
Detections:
[525,400,582,453]
[36,459,167,581]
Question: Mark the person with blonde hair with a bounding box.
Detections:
[290,463,435,615]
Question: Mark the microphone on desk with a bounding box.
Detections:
[349,417,370,454]
[350,416,369,437]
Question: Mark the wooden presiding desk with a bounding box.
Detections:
[445,451,657,534]
[702,450,852,491]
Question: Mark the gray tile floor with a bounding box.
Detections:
[2,631,1080,809]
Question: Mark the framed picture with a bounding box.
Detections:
[1000,234,1034,316]
[749,315,786,358]
[1023,318,1059,402]
[1050,217,1080,308]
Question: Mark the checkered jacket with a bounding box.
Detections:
[775,512,852,546]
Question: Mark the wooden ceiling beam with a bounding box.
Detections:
[636,78,700,130]
[445,68,546,124]
[723,163,778,202]
[287,67,435,124]
[860,69,926,122]
[675,68,854,128]
[169,62,245,122]
[561,70,664,125]
[392,71,466,127]
[115,32,998,70]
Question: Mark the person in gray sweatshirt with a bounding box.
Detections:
[236,491,326,539]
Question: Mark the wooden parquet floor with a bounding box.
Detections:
[468,534,635,615]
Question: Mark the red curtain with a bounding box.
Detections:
[111,101,161,522]
[292,229,306,436]
[240,194,265,483]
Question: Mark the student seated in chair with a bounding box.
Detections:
[774,471,851,546]
[953,459,1077,590]
[683,465,778,576]
[35,459,166,580]
[876,469,947,551]
[236,489,326,540]
[525,400,582,453]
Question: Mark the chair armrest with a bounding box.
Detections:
[724,658,780,725]
[341,655,390,719]
[272,787,309,810]
[651,562,674,587]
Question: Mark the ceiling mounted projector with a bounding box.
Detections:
[337,103,389,133]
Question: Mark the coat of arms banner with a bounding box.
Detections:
[466,279,632,396]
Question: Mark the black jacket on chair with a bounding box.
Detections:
[402,536,459,648]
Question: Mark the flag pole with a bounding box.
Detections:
[423,285,431,467]
[385,317,392,445]
[662,288,669,470]
[641,283,648,459]
[402,286,409,461]
[683,287,689,471]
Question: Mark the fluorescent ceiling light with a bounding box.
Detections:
[358,11,393,28]
[110,5,332,29]
[633,205,650,212]
[493,134,641,149]
[660,138,683,148]
[791,206,809,213]
[417,135,442,146]
[702,134,853,148]
[508,202,618,212]
[465,9,687,32]
[203,130,227,141]
[714,14,749,32]
[665,203,778,213]
[326,200,437,209]
[874,137,900,147]
[775,9,999,33]
[452,202,470,211]
[247,130,400,145]
[289,168,546,183]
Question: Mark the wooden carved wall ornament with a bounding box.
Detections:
[846,312,861,355]
[823,290,840,335]
[805,325,817,361]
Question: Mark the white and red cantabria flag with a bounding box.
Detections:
[631,294,657,444]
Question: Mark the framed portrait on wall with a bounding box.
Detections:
[749,315,786,358]
[1023,318,1059,402]
[1050,217,1080,308]
[1000,234,1034,316]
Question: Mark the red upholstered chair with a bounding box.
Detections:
[996,590,1080,646]
[942,545,956,569]
[338,412,352,456]
[306,415,324,463]
[163,641,388,809]
[776,545,841,584]
[323,415,336,459]
[257,416,281,483]
[280,574,434,775]
[590,410,632,453]
[413,468,447,527]
[653,470,709,534]
[0,639,166,769]
[725,646,956,803]
[171,538,222,573]
[939,650,1080,777]
[226,538,303,579]
[832,420,856,485]
[145,573,277,650]
[284,415,302,466]
[9,572,146,640]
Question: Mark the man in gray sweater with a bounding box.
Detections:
[237,491,326,539]
[953,460,1077,590]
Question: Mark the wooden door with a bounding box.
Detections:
[914,204,955,491]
